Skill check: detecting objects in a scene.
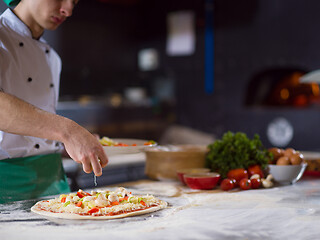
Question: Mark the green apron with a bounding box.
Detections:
[3,0,20,7]
[0,153,70,203]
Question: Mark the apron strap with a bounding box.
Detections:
[0,153,70,203]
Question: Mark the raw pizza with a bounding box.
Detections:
[31,187,167,220]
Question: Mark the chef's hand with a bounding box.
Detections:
[60,133,101,158]
[62,124,108,177]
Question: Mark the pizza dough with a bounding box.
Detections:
[31,187,167,220]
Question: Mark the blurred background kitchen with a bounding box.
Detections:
[2,0,320,188]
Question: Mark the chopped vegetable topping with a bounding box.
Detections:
[111,201,119,206]
[88,207,100,214]
[99,137,156,147]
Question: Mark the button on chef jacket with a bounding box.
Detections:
[0,9,62,160]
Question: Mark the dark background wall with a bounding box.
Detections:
[1,0,320,150]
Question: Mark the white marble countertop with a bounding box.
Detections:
[1,177,320,240]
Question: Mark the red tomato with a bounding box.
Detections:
[88,207,100,214]
[250,178,261,189]
[239,178,251,190]
[111,201,119,206]
[227,168,248,183]
[77,192,84,198]
[116,143,128,146]
[77,191,91,198]
[229,178,238,187]
[248,165,264,178]
[119,196,129,202]
[220,178,234,191]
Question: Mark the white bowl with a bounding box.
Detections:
[268,163,307,185]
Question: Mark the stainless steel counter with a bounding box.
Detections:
[1,177,320,239]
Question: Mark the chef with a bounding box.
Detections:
[0,0,108,203]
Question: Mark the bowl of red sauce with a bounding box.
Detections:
[177,168,211,185]
[184,172,220,190]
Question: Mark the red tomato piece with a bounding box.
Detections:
[248,165,264,178]
[119,197,129,202]
[220,178,234,191]
[111,201,119,206]
[239,178,251,190]
[251,178,261,189]
[227,168,248,183]
[77,192,84,198]
[88,207,100,214]
[61,197,66,203]
[77,191,91,198]
[117,143,128,146]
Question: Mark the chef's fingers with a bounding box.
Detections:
[98,151,108,168]
[81,157,93,174]
[91,157,102,177]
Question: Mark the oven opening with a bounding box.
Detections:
[245,67,320,107]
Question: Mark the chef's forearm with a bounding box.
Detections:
[0,91,76,142]
[0,92,108,175]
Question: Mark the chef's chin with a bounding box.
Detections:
[45,22,61,31]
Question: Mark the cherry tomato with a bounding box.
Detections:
[239,178,251,190]
[229,178,238,187]
[220,178,234,191]
[248,165,264,178]
[227,168,248,183]
[250,178,261,189]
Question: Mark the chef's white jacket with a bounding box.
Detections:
[0,9,62,159]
